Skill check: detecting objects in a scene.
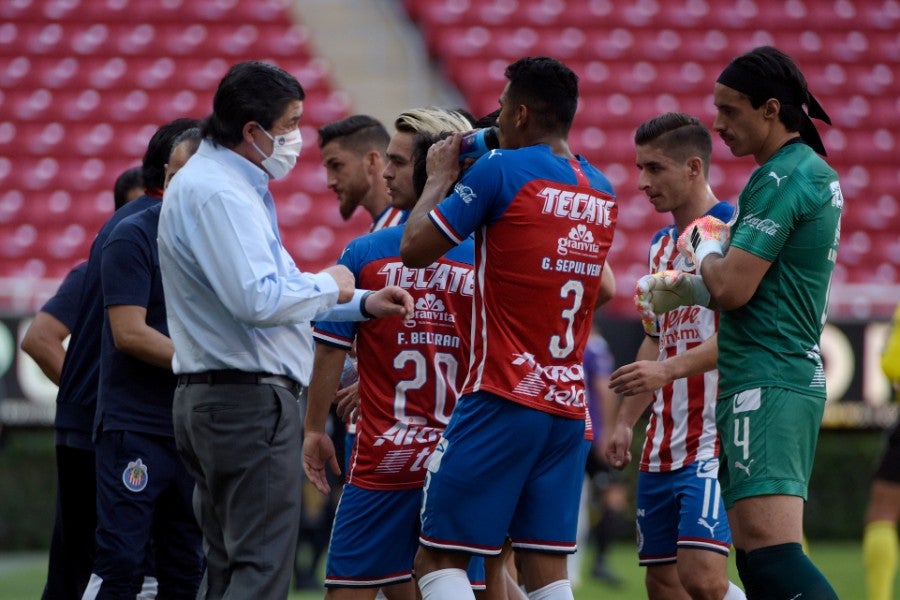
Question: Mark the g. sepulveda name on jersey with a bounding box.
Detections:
[481,177,615,419]
[536,183,614,279]
[428,148,617,421]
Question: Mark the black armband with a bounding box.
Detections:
[360,290,376,319]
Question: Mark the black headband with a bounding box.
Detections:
[717,62,831,156]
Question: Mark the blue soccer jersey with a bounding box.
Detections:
[428,144,617,420]
[313,225,475,491]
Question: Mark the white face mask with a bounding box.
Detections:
[254,127,303,179]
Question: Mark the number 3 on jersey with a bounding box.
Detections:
[550,279,584,359]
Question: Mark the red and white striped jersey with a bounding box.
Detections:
[370,206,406,232]
[639,202,733,472]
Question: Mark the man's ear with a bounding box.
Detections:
[687,156,704,179]
[763,98,781,121]
[241,121,257,144]
[515,104,529,128]
[365,150,382,174]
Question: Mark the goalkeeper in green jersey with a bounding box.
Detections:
[639,46,842,599]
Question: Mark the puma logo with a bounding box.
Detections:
[735,459,754,477]
[768,171,787,186]
[698,517,717,537]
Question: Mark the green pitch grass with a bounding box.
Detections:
[0,541,876,599]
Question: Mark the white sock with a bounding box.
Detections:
[418,568,476,600]
[136,575,158,599]
[722,580,747,600]
[80,574,102,600]
[527,579,574,600]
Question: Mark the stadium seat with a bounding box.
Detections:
[0,0,354,291]
[0,188,25,225]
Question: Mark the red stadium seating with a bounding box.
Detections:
[405,0,900,316]
[0,0,359,313]
[2,1,897,317]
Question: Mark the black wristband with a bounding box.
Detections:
[360,290,376,319]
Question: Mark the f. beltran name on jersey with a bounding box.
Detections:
[511,352,586,409]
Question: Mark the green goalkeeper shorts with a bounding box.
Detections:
[716,386,826,508]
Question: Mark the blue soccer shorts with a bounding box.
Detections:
[326,484,484,589]
[636,457,732,565]
[419,391,588,556]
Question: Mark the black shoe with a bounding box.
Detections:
[590,562,623,587]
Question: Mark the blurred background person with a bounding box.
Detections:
[863,302,900,600]
[113,166,145,211]
[576,317,628,589]
[319,115,405,231]
[84,119,204,599]
[25,120,193,600]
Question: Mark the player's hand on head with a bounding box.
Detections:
[322,265,356,303]
[426,133,463,184]
[302,431,341,495]
[676,215,730,271]
[634,270,712,317]
[365,286,414,320]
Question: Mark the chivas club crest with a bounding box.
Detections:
[122,458,149,493]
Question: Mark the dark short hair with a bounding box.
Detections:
[142,117,201,192]
[473,109,500,129]
[170,127,203,159]
[113,166,143,210]
[317,115,390,154]
[634,112,712,176]
[202,61,305,148]
[504,56,579,134]
[724,46,809,133]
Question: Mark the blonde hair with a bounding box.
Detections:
[394,107,472,136]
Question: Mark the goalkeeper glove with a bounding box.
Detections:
[634,270,712,330]
[676,215,730,271]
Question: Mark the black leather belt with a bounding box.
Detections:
[178,370,300,395]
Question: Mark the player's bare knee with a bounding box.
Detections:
[413,546,466,579]
[679,569,728,600]
[645,571,687,600]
